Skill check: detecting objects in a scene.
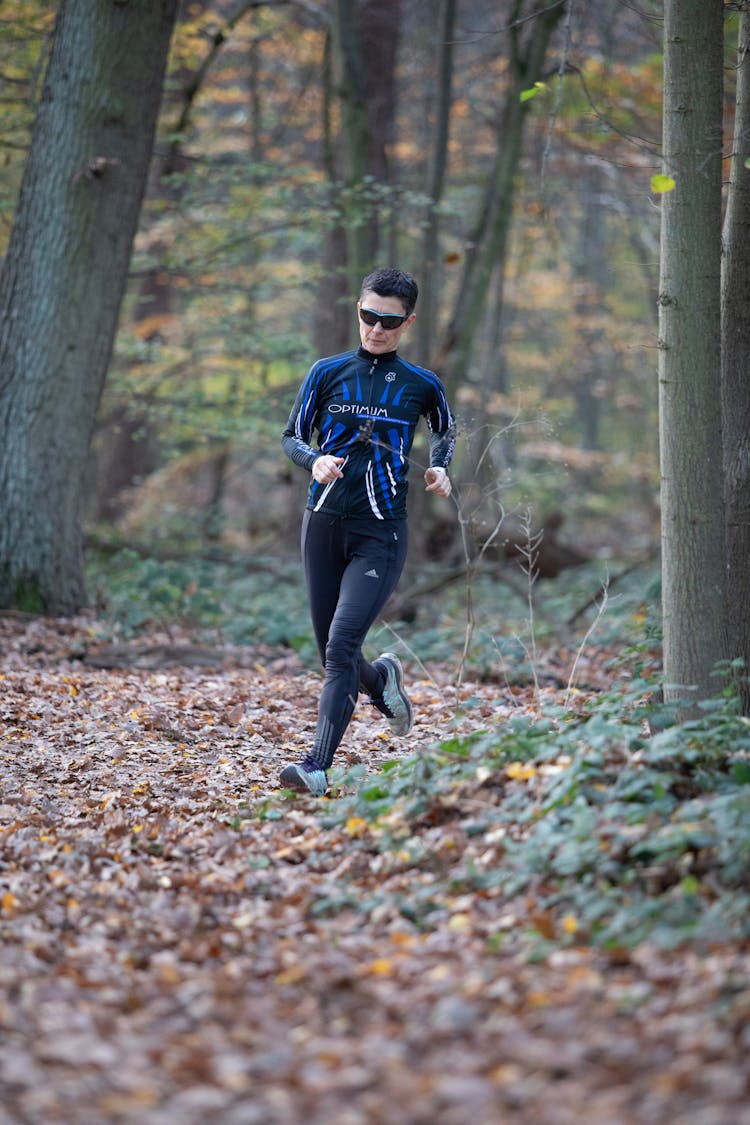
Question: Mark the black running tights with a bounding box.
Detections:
[300,510,408,772]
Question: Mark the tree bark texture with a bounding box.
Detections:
[721,7,750,711]
[0,0,179,613]
[658,0,727,704]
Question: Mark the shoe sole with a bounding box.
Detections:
[279,764,327,796]
[379,652,413,736]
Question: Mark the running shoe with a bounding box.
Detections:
[279,762,328,796]
[370,652,413,736]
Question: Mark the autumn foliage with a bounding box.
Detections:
[2,612,750,1121]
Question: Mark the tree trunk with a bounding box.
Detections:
[0,0,178,616]
[571,161,609,452]
[329,0,401,304]
[658,0,727,707]
[435,0,565,394]
[407,0,458,566]
[358,0,400,188]
[0,0,178,614]
[417,0,457,361]
[331,0,371,295]
[312,26,353,356]
[721,6,750,712]
[92,0,253,525]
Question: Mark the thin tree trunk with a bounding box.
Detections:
[417,0,456,361]
[658,0,727,707]
[436,0,565,395]
[314,27,351,355]
[331,0,371,294]
[571,161,609,452]
[0,0,178,613]
[721,6,750,712]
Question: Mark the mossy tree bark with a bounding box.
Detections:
[0,0,179,614]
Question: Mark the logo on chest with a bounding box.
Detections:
[328,403,389,417]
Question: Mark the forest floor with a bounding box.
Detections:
[1,613,749,1125]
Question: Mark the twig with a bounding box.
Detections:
[565,574,610,707]
[566,550,657,626]
[512,509,542,707]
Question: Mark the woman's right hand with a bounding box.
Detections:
[312,455,345,484]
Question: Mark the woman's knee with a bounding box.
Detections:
[324,634,362,672]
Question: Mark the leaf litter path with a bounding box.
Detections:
[1,615,749,1125]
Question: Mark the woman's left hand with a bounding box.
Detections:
[424,466,452,498]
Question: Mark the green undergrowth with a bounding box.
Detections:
[87,545,657,671]
[86,547,316,656]
[319,668,750,952]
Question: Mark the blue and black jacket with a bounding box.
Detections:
[282,345,456,520]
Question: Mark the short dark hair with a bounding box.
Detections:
[360,268,418,316]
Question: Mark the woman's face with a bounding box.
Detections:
[357,290,416,354]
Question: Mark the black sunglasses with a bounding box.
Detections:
[359,306,409,331]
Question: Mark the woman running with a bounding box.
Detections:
[279,268,456,795]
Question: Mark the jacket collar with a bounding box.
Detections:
[357,345,398,362]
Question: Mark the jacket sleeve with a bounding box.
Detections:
[426,378,457,469]
[281,368,320,473]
